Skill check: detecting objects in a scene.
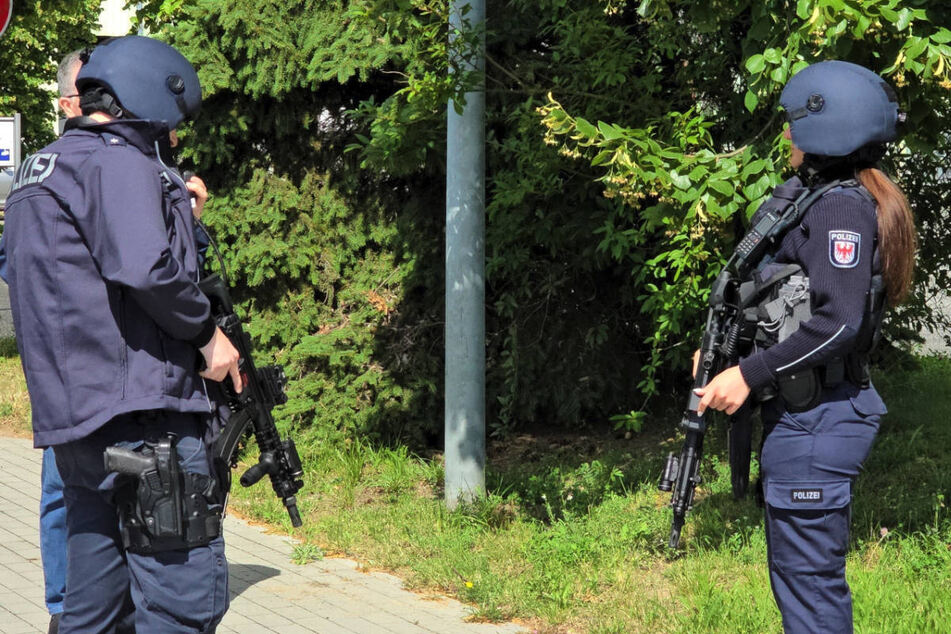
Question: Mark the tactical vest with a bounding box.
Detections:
[738,179,886,411]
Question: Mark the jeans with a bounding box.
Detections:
[40,447,67,615]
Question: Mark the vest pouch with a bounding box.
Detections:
[753,267,811,349]
[777,369,821,413]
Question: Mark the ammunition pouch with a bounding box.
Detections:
[749,264,812,351]
[774,370,821,412]
[758,355,872,412]
[111,435,224,554]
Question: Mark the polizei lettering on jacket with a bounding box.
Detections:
[790,488,823,503]
[11,152,58,190]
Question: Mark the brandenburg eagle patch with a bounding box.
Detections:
[829,230,860,268]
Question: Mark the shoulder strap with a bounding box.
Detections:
[730,179,842,277]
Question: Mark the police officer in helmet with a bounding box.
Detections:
[694,61,916,632]
[2,36,241,632]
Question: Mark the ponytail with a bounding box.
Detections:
[856,167,916,305]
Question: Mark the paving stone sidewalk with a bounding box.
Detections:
[0,435,526,633]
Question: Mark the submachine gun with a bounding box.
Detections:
[658,180,841,549]
[196,219,305,528]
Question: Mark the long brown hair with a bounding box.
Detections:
[856,167,916,305]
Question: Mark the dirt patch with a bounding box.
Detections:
[0,418,31,439]
[487,418,679,474]
[355,484,388,506]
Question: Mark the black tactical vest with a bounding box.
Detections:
[739,178,886,410]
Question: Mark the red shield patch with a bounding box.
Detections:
[828,230,860,268]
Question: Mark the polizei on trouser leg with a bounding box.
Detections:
[764,479,853,633]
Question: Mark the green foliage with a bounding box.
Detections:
[853,355,951,535]
[515,459,627,522]
[352,0,667,431]
[334,437,369,508]
[536,0,951,411]
[610,408,646,433]
[0,337,18,359]
[0,1,100,152]
[139,0,445,445]
[346,0,951,434]
[143,0,951,444]
[290,542,324,565]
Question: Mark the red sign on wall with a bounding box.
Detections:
[0,1,11,38]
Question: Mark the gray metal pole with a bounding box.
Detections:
[13,113,21,168]
[445,0,486,509]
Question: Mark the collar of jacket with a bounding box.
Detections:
[771,175,807,201]
[63,117,171,156]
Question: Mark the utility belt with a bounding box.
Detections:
[760,354,871,412]
[105,433,224,554]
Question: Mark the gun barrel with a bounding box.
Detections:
[668,515,684,549]
[285,497,302,528]
[665,430,703,549]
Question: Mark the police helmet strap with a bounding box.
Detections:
[79,86,128,119]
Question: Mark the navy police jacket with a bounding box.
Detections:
[1,119,217,447]
[738,177,878,392]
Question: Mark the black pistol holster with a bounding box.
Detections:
[106,434,224,554]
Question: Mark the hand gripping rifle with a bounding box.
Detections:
[195,219,305,528]
[658,179,842,549]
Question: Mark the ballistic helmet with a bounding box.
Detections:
[76,36,201,128]
[780,61,902,157]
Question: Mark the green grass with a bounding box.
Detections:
[223,353,951,632]
[1,336,948,632]
[0,339,31,437]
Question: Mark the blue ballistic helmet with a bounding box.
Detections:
[76,36,201,128]
[780,61,901,157]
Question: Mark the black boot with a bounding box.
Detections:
[47,613,60,634]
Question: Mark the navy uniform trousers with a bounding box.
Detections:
[53,411,229,633]
[760,381,885,634]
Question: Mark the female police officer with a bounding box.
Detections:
[694,61,916,632]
